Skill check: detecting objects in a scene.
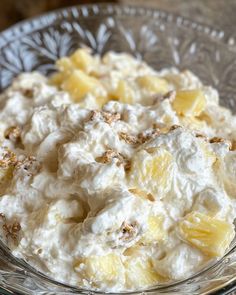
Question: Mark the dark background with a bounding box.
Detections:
[0,0,118,31]
[1,0,236,39]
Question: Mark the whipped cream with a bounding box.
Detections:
[0,51,235,291]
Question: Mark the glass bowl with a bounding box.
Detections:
[0,3,236,295]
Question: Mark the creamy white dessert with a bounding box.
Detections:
[0,48,236,291]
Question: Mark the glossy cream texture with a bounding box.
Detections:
[0,52,235,291]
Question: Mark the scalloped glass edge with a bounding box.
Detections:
[0,3,236,295]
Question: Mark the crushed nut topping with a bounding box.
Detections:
[169,124,182,132]
[153,91,176,105]
[209,137,233,150]
[119,132,138,145]
[209,137,225,144]
[89,110,121,124]
[0,213,21,242]
[120,221,138,241]
[195,133,207,139]
[129,188,155,202]
[119,128,161,146]
[16,156,41,175]
[22,88,34,98]
[102,111,121,124]
[194,132,208,141]
[163,90,176,102]
[4,126,21,142]
[230,140,236,151]
[89,110,100,121]
[137,128,160,144]
[0,148,17,169]
[96,149,130,171]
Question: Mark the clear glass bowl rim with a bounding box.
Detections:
[0,3,236,295]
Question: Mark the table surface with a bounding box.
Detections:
[0,1,236,295]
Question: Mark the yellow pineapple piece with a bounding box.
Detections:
[172,89,206,117]
[62,70,100,102]
[50,72,65,87]
[74,254,124,284]
[95,96,110,108]
[129,148,173,197]
[179,211,235,257]
[70,48,94,73]
[125,256,164,288]
[56,57,74,73]
[137,75,169,94]
[141,215,166,244]
[114,80,135,104]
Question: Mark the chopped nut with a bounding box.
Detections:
[137,128,160,144]
[89,110,100,121]
[145,147,157,154]
[16,156,41,175]
[1,217,21,242]
[152,94,164,104]
[209,137,225,144]
[194,133,208,141]
[96,149,130,171]
[146,193,155,202]
[195,133,207,139]
[163,90,176,102]
[121,221,138,241]
[12,221,21,232]
[124,160,131,172]
[119,128,161,146]
[4,126,21,142]
[230,140,236,151]
[0,148,17,169]
[209,137,233,150]
[169,124,182,132]
[22,88,34,98]
[119,132,138,145]
[129,188,155,202]
[102,111,121,124]
[89,110,121,124]
[96,149,117,164]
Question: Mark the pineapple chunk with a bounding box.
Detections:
[141,215,166,244]
[129,148,173,197]
[137,75,169,94]
[125,256,163,288]
[95,96,110,108]
[56,57,74,73]
[70,48,94,73]
[50,72,65,87]
[62,70,100,102]
[114,80,135,104]
[75,254,124,284]
[172,89,206,117]
[179,212,235,257]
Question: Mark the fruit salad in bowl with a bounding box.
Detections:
[0,47,236,292]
